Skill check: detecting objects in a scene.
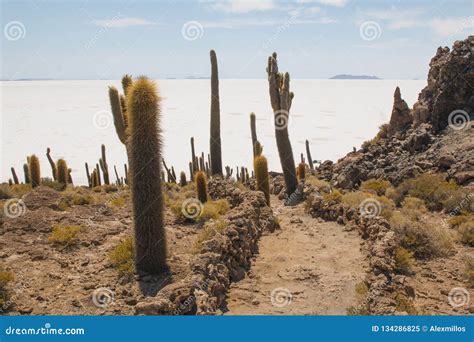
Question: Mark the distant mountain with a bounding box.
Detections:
[330,74,381,80]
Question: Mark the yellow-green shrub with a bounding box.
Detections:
[0,184,12,199]
[341,191,395,220]
[323,189,342,203]
[465,257,474,288]
[360,179,391,196]
[0,267,14,307]
[306,175,331,193]
[109,237,135,276]
[448,214,472,228]
[192,220,227,254]
[394,247,414,274]
[199,199,230,221]
[48,225,82,246]
[400,196,427,220]
[458,221,474,246]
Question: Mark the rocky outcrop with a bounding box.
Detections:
[388,87,412,137]
[413,37,474,132]
[135,189,278,315]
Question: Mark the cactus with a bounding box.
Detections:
[305,139,314,171]
[23,163,30,184]
[189,162,194,181]
[179,171,187,187]
[190,137,197,174]
[195,171,208,203]
[99,144,110,185]
[209,49,223,176]
[114,165,121,186]
[109,86,128,145]
[96,163,102,186]
[127,77,168,274]
[46,147,57,180]
[8,179,12,186]
[29,155,41,188]
[300,153,305,164]
[254,155,270,206]
[297,162,306,181]
[124,164,129,185]
[68,168,73,185]
[254,140,263,156]
[162,159,175,183]
[122,74,133,96]
[85,162,91,187]
[10,167,19,185]
[91,169,99,188]
[57,159,68,189]
[250,112,258,157]
[267,52,297,197]
[171,167,177,184]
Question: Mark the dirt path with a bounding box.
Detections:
[225,196,369,315]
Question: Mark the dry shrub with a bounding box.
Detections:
[109,236,135,277]
[0,184,12,200]
[48,225,82,246]
[458,221,474,246]
[306,175,331,193]
[394,247,414,274]
[192,219,227,254]
[341,191,395,220]
[465,257,474,288]
[394,293,417,314]
[199,199,230,221]
[360,179,391,196]
[448,214,473,228]
[41,178,64,192]
[322,189,342,203]
[390,211,453,259]
[0,266,14,307]
[400,196,427,220]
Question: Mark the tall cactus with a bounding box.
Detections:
[85,162,91,187]
[209,50,223,176]
[29,155,41,188]
[250,112,258,157]
[195,171,208,203]
[254,155,270,206]
[127,77,168,275]
[23,163,30,184]
[46,147,57,180]
[190,137,197,174]
[267,52,297,196]
[57,159,68,189]
[305,139,314,171]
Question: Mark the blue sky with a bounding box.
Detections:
[1,0,473,79]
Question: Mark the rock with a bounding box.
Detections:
[438,153,456,169]
[453,171,474,185]
[125,298,137,306]
[388,87,413,137]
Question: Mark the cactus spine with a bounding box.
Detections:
[46,147,57,180]
[128,77,168,275]
[23,163,30,184]
[267,52,297,197]
[209,50,223,176]
[29,155,41,188]
[195,171,208,203]
[305,139,314,171]
[56,159,68,189]
[254,155,270,206]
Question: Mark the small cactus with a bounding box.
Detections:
[29,154,41,188]
[189,162,194,181]
[91,169,99,188]
[305,139,314,171]
[99,144,110,185]
[190,137,197,174]
[254,155,270,206]
[195,171,208,203]
[128,77,168,275]
[108,86,127,145]
[254,140,263,156]
[10,167,19,185]
[297,162,306,181]
[23,163,30,184]
[46,147,57,180]
[57,159,69,189]
[122,74,133,96]
[179,171,187,187]
[85,162,91,187]
[96,163,102,186]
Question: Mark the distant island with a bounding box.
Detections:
[330,74,381,80]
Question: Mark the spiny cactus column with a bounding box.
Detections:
[96,163,102,186]
[297,163,306,181]
[254,140,263,156]
[57,159,68,189]
[109,86,128,145]
[209,50,223,176]
[305,139,314,171]
[10,167,19,185]
[267,52,297,196]
[91,169,99,188]
[99,144,110,185]
[85,162,91,187]
[189,162,194,181]
[23,163,30,184]
[29,155,41,188]
[195,171,208,203]
[250,112,258,157]
[124,164,129,185]
[128,77,168,275]
[254,155,270,206]
[190,137,197,174]
[114,165,121,186]
[46,147,57,180]
[179,171,187,187]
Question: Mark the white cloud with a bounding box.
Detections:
[201,16,336,28]
[210,0,275,13]
[92,17,157,28]
[315,0,348,7]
